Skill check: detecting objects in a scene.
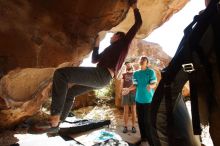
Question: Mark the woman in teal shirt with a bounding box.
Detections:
[130,56,157,146]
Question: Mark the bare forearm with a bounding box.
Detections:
[148,83,157,89]
[129,84,136,91]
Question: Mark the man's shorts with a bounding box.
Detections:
[122,92,136,106]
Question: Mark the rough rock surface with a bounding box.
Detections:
[0,68,54,129]
[0,0,188,129]
[0,0,188,73]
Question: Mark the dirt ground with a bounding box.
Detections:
[0,103,214,146]
[0,104,125,146]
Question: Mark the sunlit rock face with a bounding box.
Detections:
[0,0,188,129]
[128,39,171,69]
[0,68,54,129]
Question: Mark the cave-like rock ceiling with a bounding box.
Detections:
[0,0,188,73]
[0,0,188,129]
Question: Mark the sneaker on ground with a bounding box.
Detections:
[131,127,136,133]
[123,126,128,133]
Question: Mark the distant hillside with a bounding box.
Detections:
[127,39,172,69]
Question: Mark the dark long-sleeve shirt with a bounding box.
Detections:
[92,8,142,77]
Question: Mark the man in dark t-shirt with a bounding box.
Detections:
[34,0,142,133]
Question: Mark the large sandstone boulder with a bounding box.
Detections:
[0,0,188,129]
[0,68,54,128]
